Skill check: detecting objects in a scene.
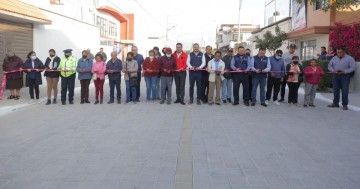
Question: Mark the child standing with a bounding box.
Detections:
[304,59,325,107]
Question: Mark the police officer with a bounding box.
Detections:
[58,49,77,105]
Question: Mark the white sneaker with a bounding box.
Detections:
[265,100,269,105]
[274,101,280,105]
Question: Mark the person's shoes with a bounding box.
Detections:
[62,101,66,105]
[94,100,99,104]
[233,102,239,106]
[201,99,208,104]
[208,102,213,106]
[157,97,161,100]
[14,96,20,100]
[167,100,171,105]
[136,99,140,102]
[125,100,130,103]
[117,99,121,104]
[100,99,103,104]
[265,100,269,105]
[7,95,15,99]
[343,105,348,110]
[108,100,114,104]
[261,103,268,107]
[180,101,186,105]
[80,101,84,104]
[223,100,227,103]
[278,99,284,102]
[174,99,180,104]
[215,102,221,106]
[188,98,193,105]
[244,101,250,106]
[303,104,308,108]
[53,99,57,104]
[160,100,165,104]
[309,104,315,107]
[227,98,232,103]
[85,100,90,104]
[197,99,201,105]
[274,101,280,105]
[46,99,51,105]
[251,102,256,106]
[328,104,339,108]
[69,101,74,105]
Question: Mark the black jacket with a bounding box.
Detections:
[23,58,44,86]
[44,56,61,78]
[285,63,304,83]
[222,55,233,79]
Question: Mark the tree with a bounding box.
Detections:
[296,0,360,12]
[255,25,287,55]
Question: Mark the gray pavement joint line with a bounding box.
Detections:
[174,107,193,189]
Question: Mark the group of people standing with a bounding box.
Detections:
[2,43,356,110]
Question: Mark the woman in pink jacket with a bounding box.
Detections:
[304,59,325,107]
[91,53,107,104]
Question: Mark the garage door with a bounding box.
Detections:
[0,19,33,87]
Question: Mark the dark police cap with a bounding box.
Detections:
[63,49,73,53]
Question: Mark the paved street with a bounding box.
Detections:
[0,78,360,189]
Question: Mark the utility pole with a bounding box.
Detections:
[237,0,243,43]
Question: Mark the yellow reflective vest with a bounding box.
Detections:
[58,56,77,77]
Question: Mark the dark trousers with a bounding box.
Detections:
[80,79,91,102]
[189,71,202,99]
[130,72,141,100]
[332,74,350,106]
[109,79,121,100]
[266,77,281,101]
[233,74,249,103]
[61,74,75,103]
[28,78,39,99]
[245,75,252,101]
[200,71,209,102]
[287,82,300,103]
[280,79,287,100]
[174,71,186,101]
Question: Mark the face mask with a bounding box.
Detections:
[31,56,37,60]
[275,56,282,60]
[166,54,171,58]
[50,54,55,58]
[293,61,299,64]
[82,55,87,59]
[246,53,250,56]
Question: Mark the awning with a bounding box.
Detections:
[0,0,51,24]
[287,26,330,39]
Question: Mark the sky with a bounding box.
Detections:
[110,0,280,52]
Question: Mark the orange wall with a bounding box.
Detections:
[306,3,331,27]
[124,14,134,41]
[335,6,360,25]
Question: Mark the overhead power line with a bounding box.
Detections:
[133,0,167,29]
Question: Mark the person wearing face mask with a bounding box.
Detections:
[58,49,77,105]
[173,43,188,105]
[76,50,93,104]
[279,44,300,102]
[130,46,144,102]
[153,46,162,100]
[245,48,253,102]
[186,43,206,105]
[44,49,61,105]
[250,48,271,107]
[23,51,44,103]
[2,50,24,100]
[265,49,285,105]
[285,56,304,106]
[159,48,177,104]
[123,52,138,104]
[143,50,160,101]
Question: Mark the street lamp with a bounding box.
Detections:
[165,15,176,47]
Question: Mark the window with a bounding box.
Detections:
[232,33,243,41]
[97,16,108,36]
[314,0,327,10]
[109,21,117,38]
[50,0,63,5]
[301,40,317,60]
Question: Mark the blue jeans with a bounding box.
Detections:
[221,78,232,100]
[109,79,121,100]
[145,76,158,100]
[332,74,350,106]
[251,77,267,104]
[125,80,137,101]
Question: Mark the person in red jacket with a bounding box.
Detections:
[143,50,160,101]
[173,43,188,105]
[304,59,325,107]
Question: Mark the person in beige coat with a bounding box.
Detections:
[123,52,139,104]
[207,51,225,105]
